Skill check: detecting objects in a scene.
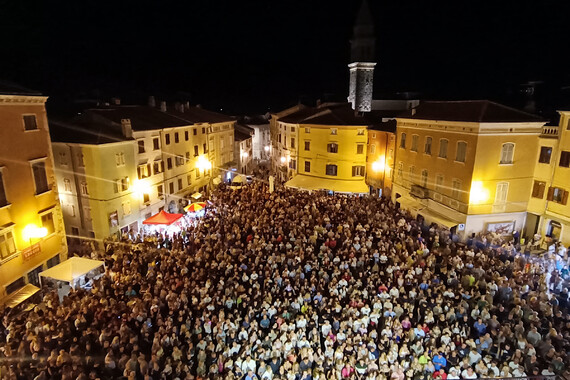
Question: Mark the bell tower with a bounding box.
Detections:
[348,0,376,113]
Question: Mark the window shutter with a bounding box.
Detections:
[538,183,545,199]
[531,181,539,198]
[563,191,569,205]
[547,187,554,201]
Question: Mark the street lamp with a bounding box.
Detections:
[132,180,151,198]
[280,156,286,164]
[371,156,385,172]
[196,155,212,170]
[22,224,48,241]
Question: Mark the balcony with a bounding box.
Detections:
[540,125,559,138]
[410,184,429,199]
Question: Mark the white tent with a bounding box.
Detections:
[39,257,105,287]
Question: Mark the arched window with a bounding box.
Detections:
[500,143,514,164]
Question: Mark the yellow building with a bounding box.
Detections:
[51,102,235,243]
[392,100,546,238]
[277,104,370,193]
[526,111,570,245]
[0,84,67,301]
[366,122,396,197]
[270,104,307,183]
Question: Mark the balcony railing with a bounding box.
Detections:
[541,125,559,138]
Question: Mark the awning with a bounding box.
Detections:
[396,195,421,210]
[39,257,105,283]
[232,175,245,183]
[417,208,459,229]
[142,210,184,225]
[191,192,202,199]
[285,175,369,194]
[2,284,40,309]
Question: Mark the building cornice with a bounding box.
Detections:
[0,95,48,105]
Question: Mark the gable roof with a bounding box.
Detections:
[49,118,132,145]
[402,100,545,123]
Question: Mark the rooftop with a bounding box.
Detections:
[401,100,545,123]
[0,80,42,96]
[49,118,132,145]
[279,104,373,126]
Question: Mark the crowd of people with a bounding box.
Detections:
[1,182,570,380]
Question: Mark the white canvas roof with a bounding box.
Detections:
[39,257,104,283]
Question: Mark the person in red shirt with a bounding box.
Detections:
[433,369,447,379]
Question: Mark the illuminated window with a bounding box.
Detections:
[548,187,568,204]
[352,166,365,177]
[456,142,467,162]
[327,143,338,153]
[121,177,129,191]
[400,133,406,148]
[0,229,16,259]
[438,139,448,158]
[500,143,514,164]
[331,128,338,135]
[157,185,164,197]
[357,129,365,135]
[305,127,310,133]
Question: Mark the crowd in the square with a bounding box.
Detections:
[1,182,570,380]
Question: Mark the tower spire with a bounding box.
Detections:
[348,0,376,113]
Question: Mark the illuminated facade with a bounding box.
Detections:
[366,122,396,197]
[0,86,67,300]
[392,100,546,238]
[270,104,307,183]
[51,103,234,241]
[526,111,570,245]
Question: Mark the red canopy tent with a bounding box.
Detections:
[142,210,184,225]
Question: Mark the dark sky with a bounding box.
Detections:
[2,0,569,115]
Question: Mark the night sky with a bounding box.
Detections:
[2,0,569,115]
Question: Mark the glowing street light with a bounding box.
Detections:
[132,180,151,197]
[469,181,490,205]
[280,156,286,164]
[241,151,249,158]
[371,156,386,172]
[196,155,212,170]
[22,224,48,241]
[264,146,270,152]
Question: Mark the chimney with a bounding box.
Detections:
[160,101,167,112]
[148,96,156,107]
[111,97,121,105]
[121,119,133,138]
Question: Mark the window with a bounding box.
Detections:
[494,182,509,206]
[452,179,461,199]
[409,166,415,182]
[138,140,145,153]
[352,165,365,177]
[169,182,174,194]
[0,229,17,259]
[331,128,338,135]
[421,170,428,187]
[291,126,296,132]
[436,175,444,192]
[41,212,55,235]
[153,138,160,150]
[115,152,125,166]
[61,178,71,193]
[138,164,149,179]
[77,153,85,168]
[84,207,92,221]
[121,177,129,191]
[326,164,338,176]
[539,146,552,164]
[289,159,297,170]
[178,178,183,190]
[165,134,170,145]
[305,127,310,133]
[58,152,67,166]
[203,143,208,153]
[122,201,131,216]
[532,180,546,199]
[167,158,173,170]
[400,133,406,148]
[424,137,432,155]
[187,175,192,186]
[500,143,514,164]
[438,139,448,158]
[278,134,282,143]
[153,160,164,174]
[143,193,150,203]
[175,156,184,167]
[202,127,206,134]
[5,277,25,295]
[0,172,8,207]
[560,151,570,168]
[157,185,164,197]
[80,181,88,195]
[32,161,49,194]
[548,187,568,204]
[456,142,467,162]
[357,144,364,154]
[370,144,376,154]
[23,115,38,130]
[194,145,199,156]
[185,131,189,141]
[327,143,338,153]
[174,132,179,143]
[109,211,119,227]
[397,162,403,178]
[304,141,310,151]
[68,204,76,217]
[411,135,419,152]
[357,129,365,135]
[304,161,311,173]
[291,138,295,149]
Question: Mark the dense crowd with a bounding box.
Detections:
[1,182,570,380]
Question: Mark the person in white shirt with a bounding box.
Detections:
[461,367,478,379]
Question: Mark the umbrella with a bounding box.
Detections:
[184,202,207,213]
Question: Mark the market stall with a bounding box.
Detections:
[39,257,105,299]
